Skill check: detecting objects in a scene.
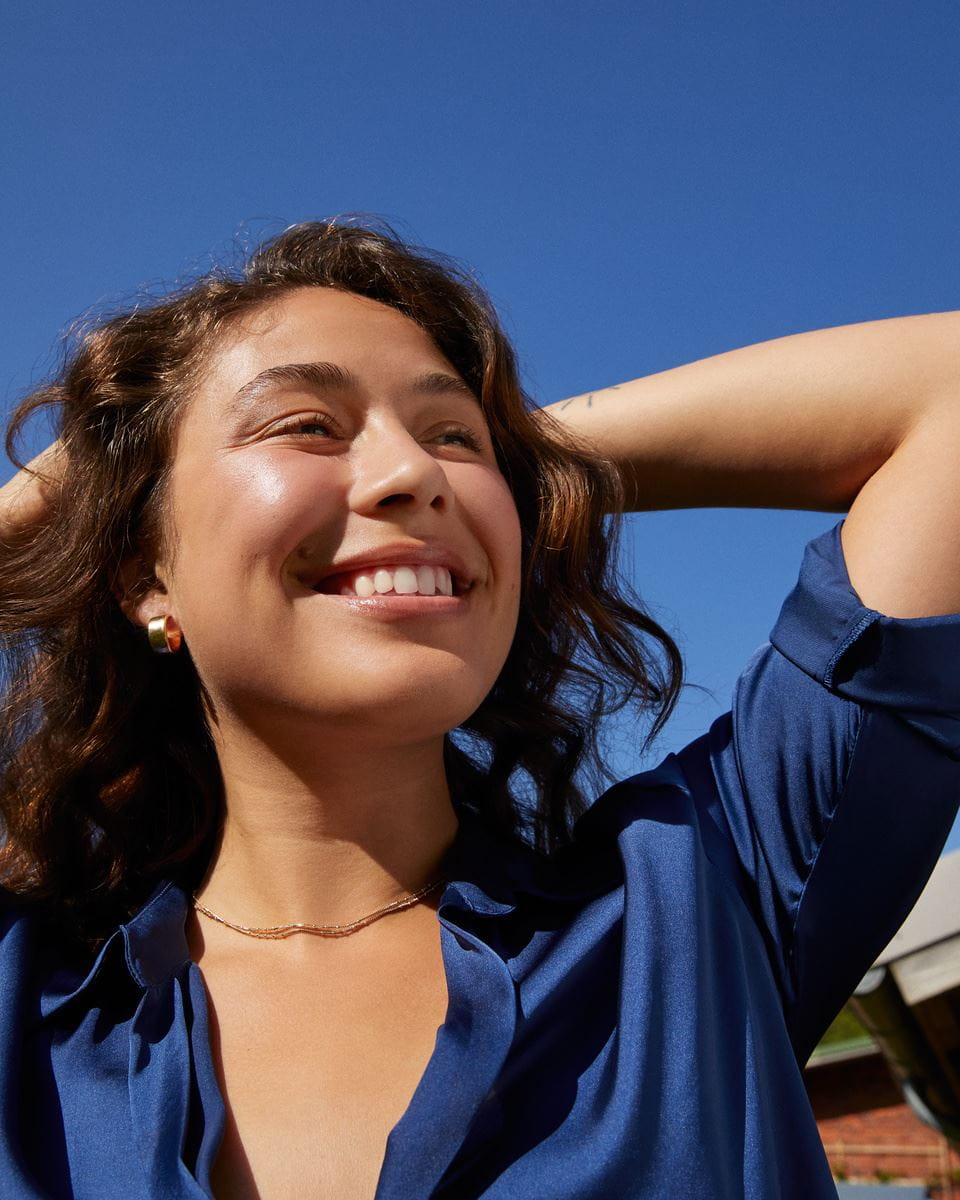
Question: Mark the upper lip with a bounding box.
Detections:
[299,543,477,593]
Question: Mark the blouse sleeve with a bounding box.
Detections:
[677,521,960,1062]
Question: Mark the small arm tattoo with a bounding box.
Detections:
[558,384,620,410]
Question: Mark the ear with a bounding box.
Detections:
[112,552,177,633]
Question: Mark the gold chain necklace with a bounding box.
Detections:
[191,878,447,939]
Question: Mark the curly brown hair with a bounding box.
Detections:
[0,220,682,948]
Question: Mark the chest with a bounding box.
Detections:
[198,919,449,1200]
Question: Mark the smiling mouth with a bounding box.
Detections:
[313,564,469,598]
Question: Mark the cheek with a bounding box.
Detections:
[169,450,346,590]
[459,467,522,614]
[480,476,523,576]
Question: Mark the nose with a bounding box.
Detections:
[348,423,451,516]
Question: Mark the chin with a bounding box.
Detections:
[220,656,496,744]
[316,673,491,742]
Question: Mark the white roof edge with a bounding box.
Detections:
[875,848,960,966]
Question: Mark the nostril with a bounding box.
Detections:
[430,495,445,510]
[377,493,411,508]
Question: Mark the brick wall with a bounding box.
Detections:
[804,1052,960,1192]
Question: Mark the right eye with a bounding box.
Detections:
[268,413,339,439]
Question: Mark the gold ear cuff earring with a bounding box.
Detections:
[147,615,183,655]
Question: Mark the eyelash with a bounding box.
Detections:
[278,416,337,438]
[271,415,484,453]
[435,428,484,452]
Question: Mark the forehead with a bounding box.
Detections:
[198,287,459,402]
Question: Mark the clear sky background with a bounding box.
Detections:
[3,2,959,851]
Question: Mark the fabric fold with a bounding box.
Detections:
[127,975,212,1199]
[771,521,960,755]
[375,899,518,1199]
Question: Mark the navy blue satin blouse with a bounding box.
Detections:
[3,521,960,1199]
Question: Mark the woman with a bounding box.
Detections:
[1,221,958,1200]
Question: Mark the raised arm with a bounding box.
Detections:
[542,312,960,619]
[0,443,64,543]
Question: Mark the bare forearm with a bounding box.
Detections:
[543,312,960,514]
[0,443,63,542]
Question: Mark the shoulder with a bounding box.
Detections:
[0,887,32,939]
[0,890,42,1014]
[0,891,103,1009]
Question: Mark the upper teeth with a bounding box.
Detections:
[335,564,454,597]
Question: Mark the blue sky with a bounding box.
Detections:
[3,2,959,849]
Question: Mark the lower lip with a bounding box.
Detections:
[310,592,469,619]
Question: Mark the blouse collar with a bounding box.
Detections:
[36,779,639,1022]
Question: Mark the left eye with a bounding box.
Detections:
[435,429,483,451]
[274,417,335,438]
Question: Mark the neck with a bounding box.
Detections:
[195,717,460,929]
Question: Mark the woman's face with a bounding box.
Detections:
[139,287,522,747]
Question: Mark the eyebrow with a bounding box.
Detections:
[226,361,478,417]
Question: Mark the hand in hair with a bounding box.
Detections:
[0,441,63,541]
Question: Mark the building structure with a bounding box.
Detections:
[804,850,960,1195]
